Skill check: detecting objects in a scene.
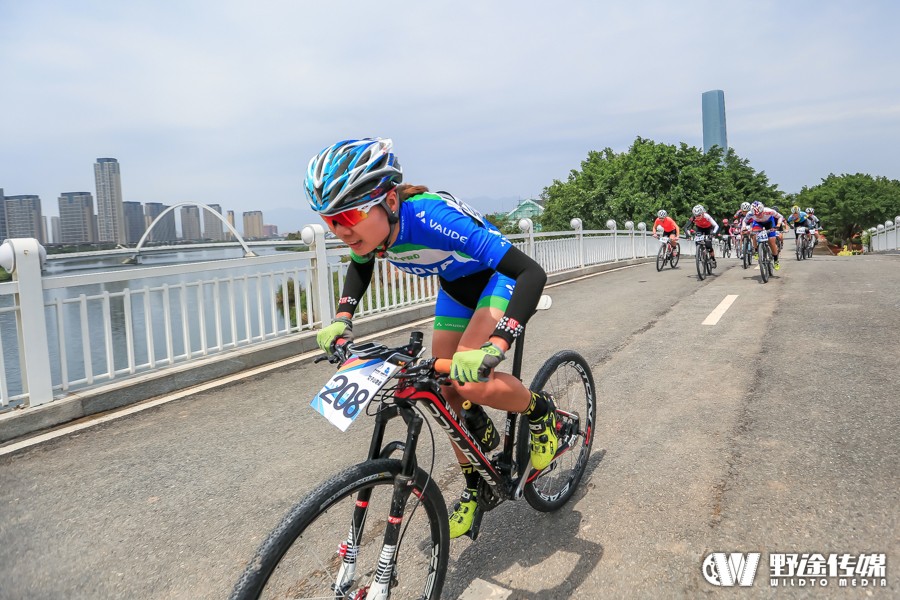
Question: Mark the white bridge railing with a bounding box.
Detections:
[0,219,674,412]
[868,217,900,252]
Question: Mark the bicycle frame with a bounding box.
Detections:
[365,332,531,506]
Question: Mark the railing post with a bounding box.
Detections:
[570,218,584,268]
[0,238,54,406]
[637,222,647,257]
[625,221,635,259]
[606,220,617,261]
[895,216,900,250]
[518,218,534,259]
[301,224,334,327]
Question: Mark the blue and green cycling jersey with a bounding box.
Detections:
[787,212,809,226]
[350,192,512,279]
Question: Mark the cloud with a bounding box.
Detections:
[1,0,898,222]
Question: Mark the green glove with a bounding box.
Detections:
[317,318,353,354]
[450,343,505,383]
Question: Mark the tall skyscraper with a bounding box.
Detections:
[702,90,728,155]
[203,203,224,241]
[227,210,236,240]
[243,211,264,239]
[180,205,202,241]
[5,195,44,242]
[58,192,97,244]
[51,216,60,244]
[122,201,146,244]
[0,188,7,240]
[94,158,126,243]
[144,203,177,243]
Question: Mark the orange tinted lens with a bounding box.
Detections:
[324,208,367,228]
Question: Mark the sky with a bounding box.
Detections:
[1,0,899,234]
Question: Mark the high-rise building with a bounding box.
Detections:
[227,210,236,240]
[180,205,202,241]
[144,203,177,243]
[58,192,97,244]
[0,188,7,240]
[242,211,264,239]
[42,216,49,244]
[702,90,728,155]
[51,216,60,244]
[263,224,279,238]
[94,158,126,244]
[123,201,146,244]
[203,203,224,241]
[5,195,44,242]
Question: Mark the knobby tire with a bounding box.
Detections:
[230,459,449,600]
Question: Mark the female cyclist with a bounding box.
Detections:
[306,138,556,539]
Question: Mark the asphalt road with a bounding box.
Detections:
[1,244,897,599]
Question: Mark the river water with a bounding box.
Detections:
[1,246,315,406]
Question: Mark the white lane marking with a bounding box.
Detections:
[1,261,647,455]
[702,294,739,326]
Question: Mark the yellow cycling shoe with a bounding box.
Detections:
[448,488,478,539]
[529,396,559,471]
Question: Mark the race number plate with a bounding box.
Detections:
[694,234,705,243]
[311,357,400,431]
[756,231,769,242]
[795,227,807,234]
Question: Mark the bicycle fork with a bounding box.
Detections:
[336,411,427,599]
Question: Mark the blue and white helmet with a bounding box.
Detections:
[305,138,403,216]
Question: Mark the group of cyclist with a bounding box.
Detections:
[653,201,821,272]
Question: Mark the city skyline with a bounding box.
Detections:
[2,157,283,244]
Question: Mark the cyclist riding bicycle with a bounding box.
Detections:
[306,138,557,539]
[684,205,719,268]
[787,205,813,245]
[719,218,733,253]
[652,210,680,255]
[742,201,786,270]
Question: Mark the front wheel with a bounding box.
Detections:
[517,350,596,512]
[656,244,666,271]
[759,245,770,283]
[796,237,804,261]
[230,459,449,600]
[695,246,707,280]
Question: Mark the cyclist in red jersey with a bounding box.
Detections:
[652,210,680,256]
[684,204,719,268]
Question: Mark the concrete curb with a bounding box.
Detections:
[0,258,650,445]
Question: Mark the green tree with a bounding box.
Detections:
[540,137,782,232]
[796,173,900,247]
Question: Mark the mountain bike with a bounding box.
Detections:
[230,299,596,599]
[795,226,808,261]
[721,234,732,258]
[756,230,775,283]
[741,232,754,270]
[694,234,712,281]
[656,236,680,271]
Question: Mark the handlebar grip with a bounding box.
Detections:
[434,358,452,373]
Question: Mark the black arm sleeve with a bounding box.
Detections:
[336,258,376,317]
[491,245,547,345]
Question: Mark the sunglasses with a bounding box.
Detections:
[321,198,382,229]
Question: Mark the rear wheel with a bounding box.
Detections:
[230,459,448,600]
[670,244,681,268]
[517,350,596,512]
